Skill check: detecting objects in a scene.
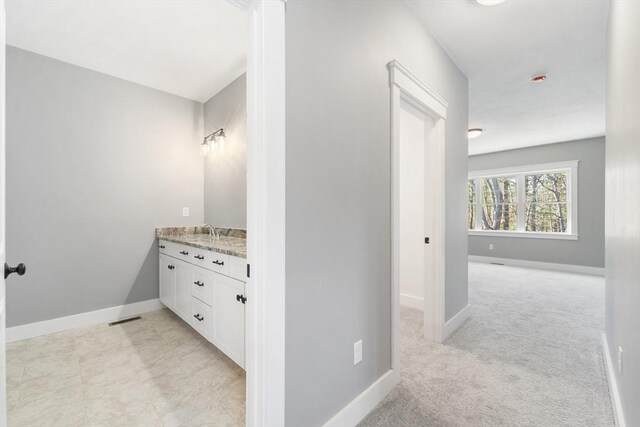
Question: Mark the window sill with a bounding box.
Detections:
[468,230,578,240]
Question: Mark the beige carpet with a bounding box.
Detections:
[360,262,614,427]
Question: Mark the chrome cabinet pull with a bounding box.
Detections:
[212,260,224,266]
[194,281,204,287]
[180,251,189,256]
[194,255,205,260]
[193,313,204,322]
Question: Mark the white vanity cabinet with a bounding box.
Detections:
[158,239,247,368]
[212,274,246,366]
[159,254,175,310]
[173,262,193,324]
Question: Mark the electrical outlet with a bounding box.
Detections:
[489,243,494,250]
[618,346,623,374]
[182,207,190,217]
[354,340,363,366]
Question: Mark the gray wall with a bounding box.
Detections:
[203,73,247,228]
[468,137,605,268]
[605,1,640,426]
[5,47,204,327]
[284,1,468,425]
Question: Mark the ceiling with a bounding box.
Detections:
[405,0,609,155]
[6,0,247,103]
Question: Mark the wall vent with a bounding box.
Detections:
[109,316,142,327]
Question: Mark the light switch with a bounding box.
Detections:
[182,207,190,217]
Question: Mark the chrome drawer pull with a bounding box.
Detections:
[194,281,205,287]
[194,255,205,260]
[212,260,224,266]
[158,245,165,249]
[180,251,189,256]
[193,314,204,322]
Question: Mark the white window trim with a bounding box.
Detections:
[468,161,579,240]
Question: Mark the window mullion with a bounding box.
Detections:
[475,178,482,230]
[517,174,525,232]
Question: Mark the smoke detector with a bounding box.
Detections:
[531,73,547,83]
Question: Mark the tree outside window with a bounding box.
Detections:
[481,177,517,231]
[467,180,475,230]
[525,173,568,232]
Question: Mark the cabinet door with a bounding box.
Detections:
[174,261,193,323]
[212,275,245,368]
[159,254,176,309]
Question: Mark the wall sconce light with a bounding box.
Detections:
[202,128,226,155]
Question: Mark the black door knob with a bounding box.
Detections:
[5,263,26,279]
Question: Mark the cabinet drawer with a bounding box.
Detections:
[188,247,210,269]
[191,297,213,340]
[173,243,195,263]
[206,251,230,276]
[192,269,214,306]
[158,240,170,255]
[161,241,185,259]
[229,255,247,282]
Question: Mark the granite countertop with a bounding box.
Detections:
[156,226,247,259]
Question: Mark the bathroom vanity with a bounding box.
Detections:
[156,227,247,368]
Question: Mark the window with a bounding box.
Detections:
[525,172,568,232]
[468,161,578,239]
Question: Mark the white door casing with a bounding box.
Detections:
[0,0,7,424]
[389,60,447,373]
[244,1,286,426]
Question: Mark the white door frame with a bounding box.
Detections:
[389,60,447,370]
[243,1,286,426]
[0,1,6,425]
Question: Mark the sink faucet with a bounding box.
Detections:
[203,224,216,239]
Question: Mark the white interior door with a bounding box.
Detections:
[398,100,431,308]
[0,0,7,424]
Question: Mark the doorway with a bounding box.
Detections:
[398,100,432,312]
[389,60,447,372]
[0,1,286,426]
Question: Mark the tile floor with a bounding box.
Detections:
[6,308,245,426]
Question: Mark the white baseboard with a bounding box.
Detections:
[323,369,400,427]
[602,333,627,427]
[399,293,424,310]
[443,304,470,340]
[6,299,164,343]
[469,255,605,276]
